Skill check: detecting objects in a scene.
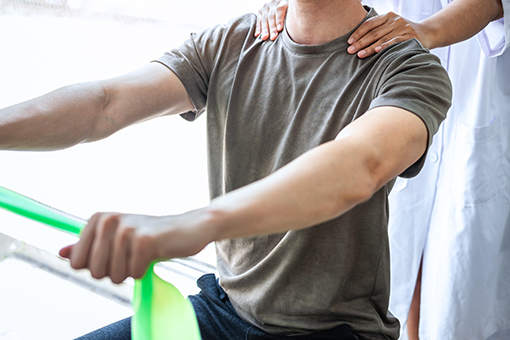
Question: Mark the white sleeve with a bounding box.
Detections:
[477,0,510,57]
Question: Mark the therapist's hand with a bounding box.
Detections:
[255,0,288,41]
[347,12,431,58]
[59,211,212,284]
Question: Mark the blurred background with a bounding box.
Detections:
[0,0,266,338]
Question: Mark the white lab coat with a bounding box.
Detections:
[362,1,510,339]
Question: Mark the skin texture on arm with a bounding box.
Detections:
[59,106,428,284]
[0,62,193,151]
[255,0,504,58]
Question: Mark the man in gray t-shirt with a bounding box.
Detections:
[0,1,451,339]
[152,5,450,340]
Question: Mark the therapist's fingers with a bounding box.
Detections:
[255,9,263,37]
[257,2,272,40]
[257,0,288,41]
[347,24,393,57]
[348,13,389,47]
[372,35,410,53]
[348,12,420,58]
[260,14,271,41]
[270,0,288,40]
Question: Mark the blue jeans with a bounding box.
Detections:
[76,274,357,340]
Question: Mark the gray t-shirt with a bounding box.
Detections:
[155,7,451,340]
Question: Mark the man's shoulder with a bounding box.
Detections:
[370,38,449,85]
[199,13,257,45]
[226,13,257,31]
[376,38,442,67]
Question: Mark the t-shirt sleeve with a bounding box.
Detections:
[369,44,452,178]
[152,14,254,121]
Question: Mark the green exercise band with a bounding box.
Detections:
[0,185,201,340]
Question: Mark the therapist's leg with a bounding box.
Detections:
[407,258,423,340]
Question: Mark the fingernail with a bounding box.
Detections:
[375,46,382,52]
[348,46,356,53]
[348,38,354,44]
[359,50,367,57]
[277,24,282,31]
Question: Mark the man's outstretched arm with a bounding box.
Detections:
[61,106,428,283]
[0,62,193,151]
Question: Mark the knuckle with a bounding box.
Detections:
[133,235,151,253]
[88,212,103,225]
[368,30,379,39]
[98,214,120,234]
[117,224,133,242]
[91,212,102,219]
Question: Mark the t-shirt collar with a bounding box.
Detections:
[282,6,377,55]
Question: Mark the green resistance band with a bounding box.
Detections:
[0,186,201,340]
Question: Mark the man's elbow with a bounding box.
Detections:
[332,163,381,218]
[350,152,401,204]
[83,81,114,143]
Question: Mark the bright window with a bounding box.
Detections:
[0,1,265,338]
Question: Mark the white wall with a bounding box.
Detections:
[0,0,266,260]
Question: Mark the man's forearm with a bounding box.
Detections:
[421,0,504,49]
[187,108,428,245]
[0,63,195,152]
[0,82,106,151]
[200,139,377,242]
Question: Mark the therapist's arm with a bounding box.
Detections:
[0,62,193,151]
[348,0,504,57]
[60,106,428,283]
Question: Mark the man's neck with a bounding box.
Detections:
[286,0,368,45]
